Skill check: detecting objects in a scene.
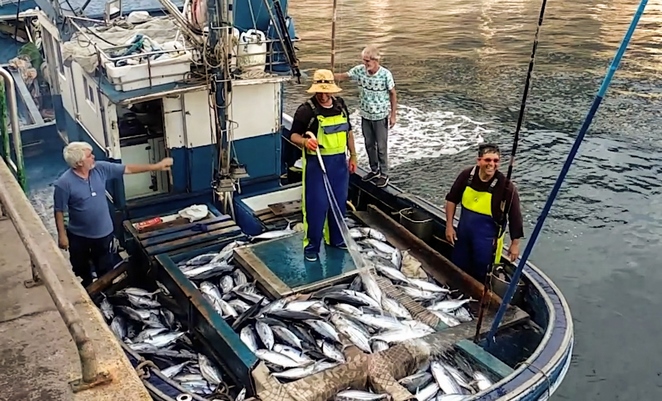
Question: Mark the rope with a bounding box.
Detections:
[473,0,549,342]
[135,359,158,379]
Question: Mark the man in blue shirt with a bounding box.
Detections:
[53,141,173,287]
[335,45,397,188]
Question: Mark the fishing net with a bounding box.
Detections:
[251,332,454,401]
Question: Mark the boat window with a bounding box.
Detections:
[83,76,95,105]
[117,99,165,145]
[53,37,64,76]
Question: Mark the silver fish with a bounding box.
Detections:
[184,253,218,266]
[110,315,126,339]
[407,279,450,293]
[271,360,337,380]
[212,240,246,263]
[452,307,473,322]
[330,314,371,353]
[272,344,314,365]
[429,298,474,313]
[144,331,186,348]
[200,281,224,303]
[381,297,412,320]
[255,349,301,368]
[228,299,251,314]
[251,223,294,241]
[183,261,234,279]
[333,303,363,316]
[235,388,247,401]
[336,390,389,401]
[429,310,461,327]
[436,395,470,401]
[371,328,430,344]
[100,297,114,321]
[271,325,303,349]
[233,269,248,286]
[117,287,160,298]
[127,342,159,353]
[219,275,235,293]
[371,339,389,353]
[127,294,161,309]
[134,327,168,343]
[355,314,405,331]
[240,326,258,352]
[375,263,409,283]
[399,371,433,393]
[161,361,190,378]
[256,321,275,350]
[391,249,403,269]
[360,272,383,306]
[160,308,176,329]
[416,382,440,401]
[444,365,474,394]
[320,340,346,363]
[304,319,341,343]
[199,353,223,385]
[397,286,440,301]
[472,371,493,391]
[431,361,463,395]
[359,227,387,242]
[365,238,396,254]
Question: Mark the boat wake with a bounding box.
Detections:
[349,104,491,170]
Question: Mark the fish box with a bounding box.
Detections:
[103,51,193,92]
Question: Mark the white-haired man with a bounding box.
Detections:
[335,45,397,188]
[53,141,173,287]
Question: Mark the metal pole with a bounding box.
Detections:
[0,67,26,190]
[0,156,110,390]
[330,0,338,71]
[485,0,649,346]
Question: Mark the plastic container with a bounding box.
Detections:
[237,29,267,71]
[399,207,434,243]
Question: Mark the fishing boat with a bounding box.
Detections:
[0,0,579,398]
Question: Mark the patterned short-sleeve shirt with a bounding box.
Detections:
[347,65,395,121]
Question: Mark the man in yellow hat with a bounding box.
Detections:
[288,69,358,262]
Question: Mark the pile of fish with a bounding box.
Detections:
[332,350,495,400]
[170,221,481,392]
[97,285,244,400]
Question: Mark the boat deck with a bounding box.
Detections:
[0,205,150,400]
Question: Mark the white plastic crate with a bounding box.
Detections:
[103,51,193,92]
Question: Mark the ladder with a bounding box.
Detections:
[0,66,26,191]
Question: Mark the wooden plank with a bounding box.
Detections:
[136,215,230,240]
[428,305,528,347]
[268,200,302,216]
[145,225,242,256]
[141,219,237,247]
[455,339,514,378]
[86,261,129,296]
[289,269,360,295]
[234,247,291,299]
[254,208,274,217]
[352,205,503,307]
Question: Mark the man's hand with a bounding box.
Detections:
[389,113,397,129]
[508,241,520,261]
[156,157,174,171]
[445,226,457,245]
[58,235,69,251]
[348,154,358,174]
[304,138,318,151]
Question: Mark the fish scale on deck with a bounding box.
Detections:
[95,215,498,401]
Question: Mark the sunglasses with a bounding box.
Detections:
[482,157,500,163]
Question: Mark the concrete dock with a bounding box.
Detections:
[0,193,151,399]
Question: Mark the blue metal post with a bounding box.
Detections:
[485,0,649,346]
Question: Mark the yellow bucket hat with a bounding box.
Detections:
[306,69,342,94]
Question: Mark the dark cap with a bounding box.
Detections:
[478,143,501,156]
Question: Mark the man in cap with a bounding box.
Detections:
[444,143,524,281]
[288,69,358,262]
[335,44,397,188]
